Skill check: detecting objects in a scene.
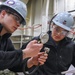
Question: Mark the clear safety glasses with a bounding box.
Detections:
[53,25,69,36]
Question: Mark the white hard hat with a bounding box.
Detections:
[52,12,74,31]
[0,0,27,25]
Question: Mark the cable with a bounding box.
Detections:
[23,63,40,75]
[68,10,75,13]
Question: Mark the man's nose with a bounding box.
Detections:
[57,32,61,35]
[16,23,20,27]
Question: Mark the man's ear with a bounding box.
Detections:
[0,10,6,18]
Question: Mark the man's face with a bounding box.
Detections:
[51,25,68,42]
[1,10,22,33]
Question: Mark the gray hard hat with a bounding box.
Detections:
[52,12,74,31]
[0,0,27,25]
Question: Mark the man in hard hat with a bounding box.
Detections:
[23,12,75,75]
[0,0,48,74]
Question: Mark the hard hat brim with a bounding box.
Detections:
[53,20,71,31]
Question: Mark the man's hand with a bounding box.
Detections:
[22,40,43,59]
[27,52,48,68]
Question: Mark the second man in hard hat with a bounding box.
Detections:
[23,12,75,75]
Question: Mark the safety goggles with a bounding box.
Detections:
[6,11,22,24]
[53,25,69,36]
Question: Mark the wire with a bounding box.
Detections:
[18,24,42,30]
[68,10,75,13]
[23,63,40,75]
